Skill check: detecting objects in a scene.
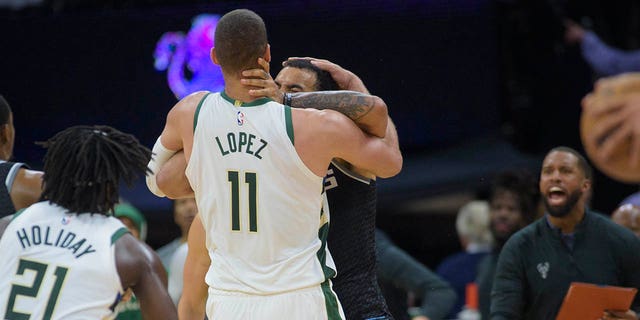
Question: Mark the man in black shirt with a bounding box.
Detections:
[491,147,640,320]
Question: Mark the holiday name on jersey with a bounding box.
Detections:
[16,225,97,259]
[215,132,268,159]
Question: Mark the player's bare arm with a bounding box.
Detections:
[293,108,401,178]
[156,150,193,199]
[115,233,178,320]
[323,110,402,178]
[178,214,209,320]
[159,91,207,160]
[242,59,388,138]
[10,168,43,210]
[147,91,206,197]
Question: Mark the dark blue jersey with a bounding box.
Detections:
[325,161,392,320]
[0,160,27,218]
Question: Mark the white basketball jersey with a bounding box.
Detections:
[0,201,127,320]
[186,92,334,294]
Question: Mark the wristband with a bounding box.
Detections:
[284,92,292,106]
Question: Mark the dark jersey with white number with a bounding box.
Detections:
[325,161,392,320]
[0,160,27,218]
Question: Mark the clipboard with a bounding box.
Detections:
[556,282,637,320]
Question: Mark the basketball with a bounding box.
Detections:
[581,74,640,183]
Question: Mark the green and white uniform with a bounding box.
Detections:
[0,201,127,320]
[186,92,343,319]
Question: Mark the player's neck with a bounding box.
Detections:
[223,80,259,104]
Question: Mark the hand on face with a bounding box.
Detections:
[285,57,368,93]
[241,57,285,103]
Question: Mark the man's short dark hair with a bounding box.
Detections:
[214,9,268,74]
[282,59,339,91]
[0,95,12,126]
[547,146,593,180]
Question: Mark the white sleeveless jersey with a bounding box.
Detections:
[0,201,127,320]
[186,92,335,294]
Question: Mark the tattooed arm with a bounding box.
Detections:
[288,91,387,138]
[242,58,388,138]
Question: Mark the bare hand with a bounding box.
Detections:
[286,57,369,93]
[241,58,285,103]
[601,309,637,320]
[582,73,640,167]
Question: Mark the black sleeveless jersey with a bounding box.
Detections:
[324,161,392,319]
[0,160,27,218]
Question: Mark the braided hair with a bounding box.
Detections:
[38,125,151,215]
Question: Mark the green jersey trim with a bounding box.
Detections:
[193,92,212,133]
[284,106,294,145]
[111,227,130,245]
[11,208,26,220]
[321,280,344,320]
[220,91,271,107]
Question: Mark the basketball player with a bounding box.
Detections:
[147,9,402,320]
[0,125,177,320]
[0,95,43,217]
[253,57,398,319]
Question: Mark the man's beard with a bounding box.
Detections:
[544,189,582,218]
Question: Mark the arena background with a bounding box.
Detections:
[1,0,638,268]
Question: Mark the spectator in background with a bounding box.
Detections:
[376,229,456,320]
[156,198,197,271]
[437,200,492,318]
[0,95,43,218]
[490,147,640,319]
[564,19,640,77]
[166,198,197,305]
[611,203,640,238]
[114,202,148,320]
[476,170,539,320]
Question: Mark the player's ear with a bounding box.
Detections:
[210,47,220,65]
[264,44,271,63]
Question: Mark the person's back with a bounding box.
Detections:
[0,125,176,320]
[154,9,400,320]
[188,91,332,293]
[325,160,388,318]
[0,201,127,319]
[437,200,492,317]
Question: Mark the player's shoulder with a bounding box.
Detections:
[170,91,211,113]
[114,232,163,274]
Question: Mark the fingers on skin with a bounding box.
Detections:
[584,93,627,117]
[242,69,270,80]
[590,106,628,146]
[599,122,629,161]
[257,58,270,73]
